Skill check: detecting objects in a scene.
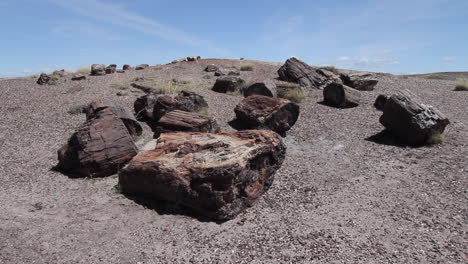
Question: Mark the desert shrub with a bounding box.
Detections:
[197,107,209,115]
[428,132,445,144]
[75,66,91,75]
[454,78,468,91]
[284,88,305,103]
[226,90,242,96]
[67,104,87,115]
[240,64,255,71]
[111,82,130,90]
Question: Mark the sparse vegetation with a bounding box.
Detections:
[111,82,130,90]
[240,64,255,71]
[67,104,87,115]
[428,132,445,144]
[75,66,91,75]
[284,88,306,103]
[226,90,242,96]
[197,107,209,115]
[454,78,468,91]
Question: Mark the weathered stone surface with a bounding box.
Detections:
[118,130,286,220]
[152,95,178,122]
[374,94,390,111]
[86,99,142,138]
[212,76,246,93]
[379,90,450,145]
[234,95,299,135]
[71,74,86,81]
[244,79,278,98]
[352,78,378,91]
[105,64,117,74]
[323,82,361,108]
[205,64,218,72]
[37,73,56,85]
[134,93,160,121]
[123,64,132,70]
[91,64,106,76]
[135,64,149,70]
[153,110,220,138]
[278,57,326,88]
[57,108,138,177]
[174,90,208,113]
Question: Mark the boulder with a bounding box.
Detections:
[277,57,326,88]
[374,94,390,111]
[152,110,220,138]
[123,64,132,70]
[323,82,361,108]
[118,130,286,220]
[174,90,209,113]
[135,64,149,70]
[378,90,450,145]
[71,74,86,81]
[234,95,299,135]
[205,64,218,72]
[91,64,106,76]
[134,93,160,121]
[86,99,142,138]
[105,64,117,74]
[36,73,56,85]
[243,79,277,98]
[57,108,138,177]
[212,76,246,93]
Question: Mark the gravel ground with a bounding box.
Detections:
[0,59,466,263]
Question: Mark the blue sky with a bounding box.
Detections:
[0,0,467,77]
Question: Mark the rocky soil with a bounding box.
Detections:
[0,59,466,263]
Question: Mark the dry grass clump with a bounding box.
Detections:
[226,90,242,96]
[428,132,445,145]
[284,88,306,103]
[454,78,468,91]
[240,64,255,71]
[111,82,130,90]
[67,104,87,115]
[197,107,209,115]
[131,78,193,94]
[75,66,91,75]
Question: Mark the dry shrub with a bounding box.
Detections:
[284,89,305,103]
[454,78,468,91]
[240,64,255,71]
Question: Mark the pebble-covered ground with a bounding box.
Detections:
[0,59,466,263]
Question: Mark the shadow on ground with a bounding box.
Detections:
[365,129,409,147]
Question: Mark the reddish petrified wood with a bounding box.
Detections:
[152,110,220,138]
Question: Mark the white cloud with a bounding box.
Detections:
[442,56,456,62]
[334,57,399,69]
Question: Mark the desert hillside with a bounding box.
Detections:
[0,58,466,263]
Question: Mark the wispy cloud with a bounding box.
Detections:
[50,20,122,41]
[46,0,230,55]
[334,56,400,69]
[442,56,456,62]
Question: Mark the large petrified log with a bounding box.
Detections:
[323,82,361,108]
[277,57,327,88]
[174,90,209,113]
[243,79,278,98]
[234,95,299,135]
[91,64,106,76]
[118,130,286,220]
[153,110,220,138]
[57,108,138,177]
[134,93,160,121]
[377,90,450,145]
[86,99,142,138]
[212,76,246,93]
[135,64,149,70]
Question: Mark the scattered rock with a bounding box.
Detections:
[36,73,56,85]
[244,79,277,97]
[228,70,240,76]
[57,107,138,177]
[134,94,160,121]
[135,64,149,70]
[105,64,117,74]
[214,70,225,77]
[118,130,286,220]
[278,57,326,88]
[52,69,67,78]
[212,76,246,93]
[378,90,450,145]
[123,64,132,70]
[234,95,299,135]
[152,110,220,138]
[71,74,86,81]
[86,99,142,138]
[187,56,200,61]
[116,70,125,73]
[116,91,128,96]
[91,64,106,76]
[374,94,390,111]
[205,64,218,72]
[174,90,209,113]
[323,82,361,108]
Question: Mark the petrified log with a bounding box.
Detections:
[323,82,361,108]
[135,64,149,70]
[91,64,106,76]
[174,90,208,112]
[105,64,117,74]
[212,76,246,93]
[243,79,278,98]
[153,110,220,138]
[71,74,86,81]
[277,57,326,88]
[152,95,178,122]
[379,90,450,145]
[86,99,142,138]
[57,108,138,177]
[123,64,132,70]
[374,94,390,111]
[205,64,218,72]
[234,95,299,135]
[37,73,56,85]
[118,130,286,220]
[134,94,160,121]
